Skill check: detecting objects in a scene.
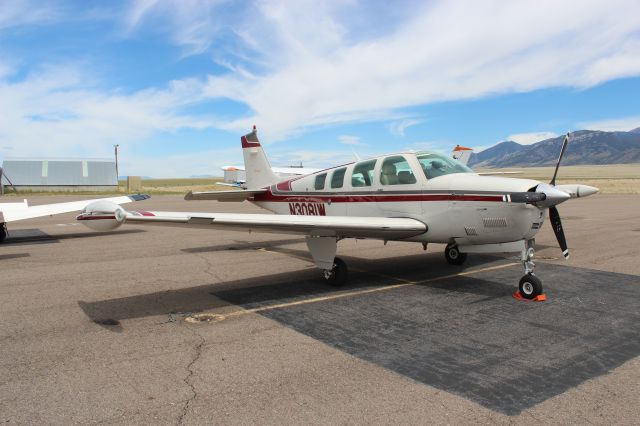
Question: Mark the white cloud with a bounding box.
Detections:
[507,131,558,145]
[578,116,640,132]
[193,0,640,140]
[119,147,240,178]
[0,64,214,161]
[338,135,366,146]
[389,119,422,136]
[124,0,230,56]
[0,1,59,30]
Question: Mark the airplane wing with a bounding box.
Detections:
[184,189,267,202]
[0,194,149,223]
[78,208,428,240]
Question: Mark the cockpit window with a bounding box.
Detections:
[351,159,377,187]
[380,156,417,185]
[416,152,473,179]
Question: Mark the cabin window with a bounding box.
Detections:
[351,159,377,187]
[416,152,473,179]
[380,156,417,185]
[314,173,327,190]
[331,167,347,189]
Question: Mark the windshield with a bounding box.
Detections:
[416,152,473,179]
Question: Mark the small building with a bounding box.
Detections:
[222,166,246,184]
[1,158,118,192]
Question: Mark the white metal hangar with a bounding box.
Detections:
[1,158,118,192]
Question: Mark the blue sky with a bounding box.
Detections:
[1,0,639,177]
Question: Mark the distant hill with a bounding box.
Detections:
[468,129,640,168]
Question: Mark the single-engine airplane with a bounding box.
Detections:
[77,127,597,299]
[0,194,149,243]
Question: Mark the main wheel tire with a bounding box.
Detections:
[445,244,467,265]
[519,273,543,299]
[0,223,6,243]
[325,257,348,287]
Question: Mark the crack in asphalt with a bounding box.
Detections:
[177,327,205,426]
[195,252,224,284]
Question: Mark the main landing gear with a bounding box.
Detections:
[0,222,7,243]
[444,243,467,265]
[305,237,349,287]
[323,257,348,287]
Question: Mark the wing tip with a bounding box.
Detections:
[128,194,150,202]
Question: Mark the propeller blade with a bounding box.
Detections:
[550,133,570,186]
[549,206,569,259]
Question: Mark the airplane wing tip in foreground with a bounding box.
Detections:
[128,194,151,202]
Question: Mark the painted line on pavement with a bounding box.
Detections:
[185,261,519,324]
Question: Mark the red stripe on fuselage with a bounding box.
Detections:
[252,190,503,203]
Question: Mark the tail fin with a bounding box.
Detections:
[452,145,473,166]
[241,126,280,189]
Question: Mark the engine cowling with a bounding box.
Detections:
[76,201,127,231]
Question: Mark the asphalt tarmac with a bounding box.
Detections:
[1,194,639,425]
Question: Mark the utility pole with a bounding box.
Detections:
[114,144,120,179]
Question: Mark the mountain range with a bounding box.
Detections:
[468,129,640,168]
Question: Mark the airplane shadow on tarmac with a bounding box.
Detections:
[3,228,146,246]
[78,249,640,416]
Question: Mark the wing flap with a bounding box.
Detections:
[122,211,427,239]
[184,189,267,202]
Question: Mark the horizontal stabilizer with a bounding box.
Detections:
[184,189,267,202]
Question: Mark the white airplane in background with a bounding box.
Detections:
[452,145,474,165]
[219,164,320,188]
[77,127,598,299]
[0,194,149,243]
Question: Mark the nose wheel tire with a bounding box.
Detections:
[445,244,467,265]
[323,257,348,287]
[519,274,543,300]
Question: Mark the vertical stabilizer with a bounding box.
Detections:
[241,126,280,189]
[452,145,473,165]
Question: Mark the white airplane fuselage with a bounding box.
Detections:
[74,128,597,299]
[249,153,544,246]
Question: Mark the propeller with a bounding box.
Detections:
[505,133,572,258]
[547,133,571,258]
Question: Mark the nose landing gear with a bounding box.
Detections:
[518,241,543,300]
